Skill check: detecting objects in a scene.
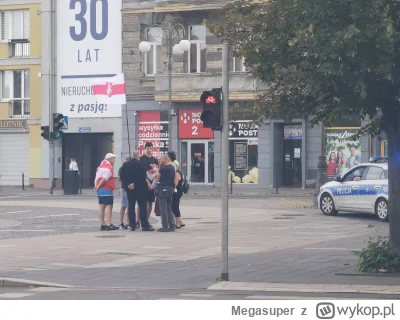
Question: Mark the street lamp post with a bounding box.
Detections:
[139,23,190,152]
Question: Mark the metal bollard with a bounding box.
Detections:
[230,175,233,194]
[22,173,25,190]
[275,172,278,194]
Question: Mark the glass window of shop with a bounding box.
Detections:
[137,111,169,157]
[228,121,258,184]
[325,127,361,177]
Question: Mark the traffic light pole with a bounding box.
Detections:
[221,41,230,281]
[49,0,56,195]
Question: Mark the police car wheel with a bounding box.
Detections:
[375,198,388,222]
[320,193,338,216]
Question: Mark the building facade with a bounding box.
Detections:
[1,0,383,189]
[121,0,381,189]
[0,0,42,187]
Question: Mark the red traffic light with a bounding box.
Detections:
[205,95,217,104]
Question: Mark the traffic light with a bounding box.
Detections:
[200,88,221,130]
[41,125,50,141]
[53,113,64,140]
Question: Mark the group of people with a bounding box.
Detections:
[94,142,185,232]
[326,146,361,176]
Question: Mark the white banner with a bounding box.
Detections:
[0,300,398,319]
[57,0,122,118]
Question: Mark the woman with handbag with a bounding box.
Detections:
[171,160,185,228]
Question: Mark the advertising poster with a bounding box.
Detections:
[284,125,302,140]
[57,0,122,118]
[325,128,361,177]
[138,112,169,158]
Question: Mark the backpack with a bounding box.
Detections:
[182,174,190,194]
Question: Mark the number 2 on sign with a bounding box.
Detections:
[192,126,198,136]
[70,0,109,41]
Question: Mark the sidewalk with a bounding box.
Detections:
[0,197,393,291]
[0,185,314,198]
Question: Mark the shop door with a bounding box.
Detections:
[283,140,302,186]
[181,140,214,184]
[62,133,114,188]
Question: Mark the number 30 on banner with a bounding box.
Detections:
[69,0,109,41]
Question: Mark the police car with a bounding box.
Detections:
[318,157,389,222]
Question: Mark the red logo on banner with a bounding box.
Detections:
[179,110,214,139]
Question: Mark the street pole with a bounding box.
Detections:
[314,122,327,207]
[125,104,131,156]
[167,23,173,152]
[221,41,229,281]
[49,0,56,194]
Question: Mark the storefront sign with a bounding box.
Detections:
[138,112,169,157]
[57,0,122,118]
[325,127,361,177]
[78,127,91,132]
[284,125,302,140]
[229,121,258,138]
[179,110,214,139]
[0,119,27,129]
[234,142,248,170]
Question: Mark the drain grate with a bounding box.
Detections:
[96,235,126,239]
[273,217,295,220]
[105,252,136,256]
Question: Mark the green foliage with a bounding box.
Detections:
[352,236,400,273]
[209,0,400,132]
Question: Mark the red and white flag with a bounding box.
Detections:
[91,73,127,104]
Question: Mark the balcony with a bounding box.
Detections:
[154,72,267,102]
[9,99,30,118]
[9,39,30,58]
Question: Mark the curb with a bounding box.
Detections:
[207,282,400,295]
[0,277,74,288]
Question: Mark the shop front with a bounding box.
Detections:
[228,121,259,184]
[178,109,214,184]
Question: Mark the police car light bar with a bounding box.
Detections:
[369,156,388,163]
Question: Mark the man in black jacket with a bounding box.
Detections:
[119,150,154,231]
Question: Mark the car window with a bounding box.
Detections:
[384,170,388,179]
[365,166,385,180]
[342,166,367,182]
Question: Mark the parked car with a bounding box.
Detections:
[318,157,388,222]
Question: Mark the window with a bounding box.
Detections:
[342,166,367,182]
[188,25,206,73]
[0,70,30,117]
[231,57,246,72]
[365,166,385,180]
[143,27,162,76]
[228,139,258,184]
[0,10,30,41]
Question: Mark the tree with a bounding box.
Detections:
[210,0,400,252]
